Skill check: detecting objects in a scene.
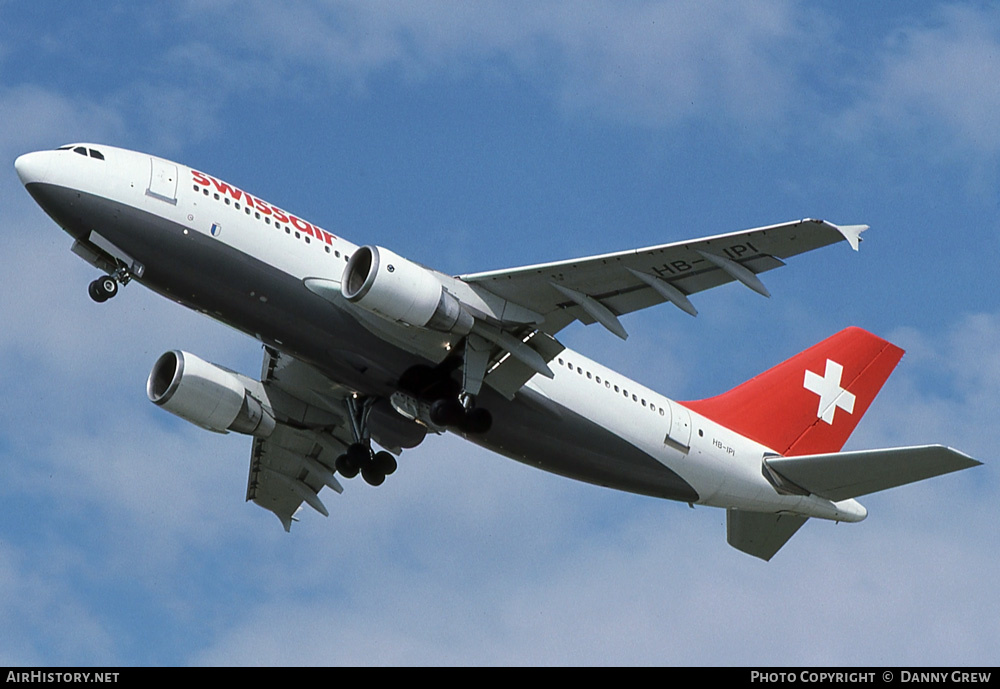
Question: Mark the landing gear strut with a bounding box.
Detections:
[333,395,398,487]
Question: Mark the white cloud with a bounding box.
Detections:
[0,543,118,665]
[0,85,124,164]
[183,0,811,129]
[841,4,1000,156]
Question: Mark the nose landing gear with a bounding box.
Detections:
[88,265,132,303]
[88,276,118,302]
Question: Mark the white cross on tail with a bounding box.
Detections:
[803,359,856,425]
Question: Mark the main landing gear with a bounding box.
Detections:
[399,359,494,435]
[428,395,493,435]
[88,266,131,303]
[334,395,398,487]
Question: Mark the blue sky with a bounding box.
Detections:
[1,1,997,666]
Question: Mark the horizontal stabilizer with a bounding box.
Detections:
[766,444,981,502]
[727,510,808,561]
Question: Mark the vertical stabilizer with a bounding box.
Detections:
[727,510,808,561]
[684,327,904,456]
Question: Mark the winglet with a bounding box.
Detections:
[831,223,867,252]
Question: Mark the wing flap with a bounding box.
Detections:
[484,330,566,400]
[245,349,356,529]
[765,445,982,502]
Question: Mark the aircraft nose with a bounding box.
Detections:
[14,151,50,186]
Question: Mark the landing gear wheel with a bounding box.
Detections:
[361,465,386,486]
[88,280,107,303]
[88,276,118,303]
[335,453,360,479]
[99,276,118,298]
[462,407,493,435]
[373,451,397,476]
[430,398,465,427]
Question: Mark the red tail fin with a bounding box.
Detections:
[683,327,904,456]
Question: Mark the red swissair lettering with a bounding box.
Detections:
[190,170,336,246]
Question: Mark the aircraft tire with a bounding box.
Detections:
[462,407,493,435]
[361,465,385,486]
[88,280,107,303]
[100,277,118,299]
[430,398,464,427]
[373,451,397,476]
[335,454,360,479]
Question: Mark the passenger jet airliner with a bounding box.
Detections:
[15,144,981,560]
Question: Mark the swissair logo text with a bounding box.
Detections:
[803,359,856,425]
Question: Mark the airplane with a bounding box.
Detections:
[14,143,981,560]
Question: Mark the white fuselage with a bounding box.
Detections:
[16,144,865,523]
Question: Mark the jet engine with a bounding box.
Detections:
[146,350,275,437]
[342,245,473,335]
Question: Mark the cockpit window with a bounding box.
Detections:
[57,145,104,160]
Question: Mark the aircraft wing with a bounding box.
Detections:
[461,219,866,338]
[245,349,355,529]
[245,348,428,529]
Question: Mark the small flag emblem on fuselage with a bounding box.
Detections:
[210,223,221,237]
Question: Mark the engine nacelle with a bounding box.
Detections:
[146,351,275,437]
[342,245,473,335]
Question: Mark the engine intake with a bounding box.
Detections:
[342,245,473,335]
[147,351,275,437]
